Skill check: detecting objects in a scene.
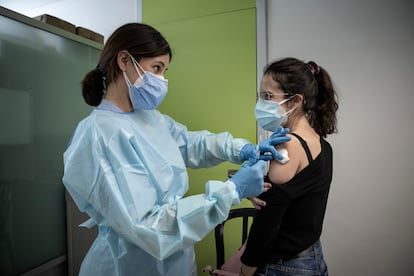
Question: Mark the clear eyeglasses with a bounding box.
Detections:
[258,91,289,101]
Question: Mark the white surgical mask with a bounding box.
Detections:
[254,97,296,131]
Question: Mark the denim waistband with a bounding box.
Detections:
[272,240,321,262]
[294,240,321,258]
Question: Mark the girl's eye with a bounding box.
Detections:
[259,91,273,100]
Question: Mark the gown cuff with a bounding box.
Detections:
[226,180,241,205]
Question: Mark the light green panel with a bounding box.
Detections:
[157,8,257,137]
[143,0,255,24]
[143,1,257,272]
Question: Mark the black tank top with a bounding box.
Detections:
[290,132,313,163]
[241,133,333,267]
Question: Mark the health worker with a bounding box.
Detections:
[62,22,290,276]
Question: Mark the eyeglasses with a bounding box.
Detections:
[258,91,290,101]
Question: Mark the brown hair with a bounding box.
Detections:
[81,23,172,106]
[264,57,338,137]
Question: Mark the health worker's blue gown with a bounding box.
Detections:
[63,100,246,276]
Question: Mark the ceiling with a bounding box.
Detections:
[0,0,63,13]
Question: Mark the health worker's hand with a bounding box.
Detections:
[239,143,258,166]
[230,160,265,199]
[259,126,291,161]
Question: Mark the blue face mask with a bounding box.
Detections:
[255,98,292,131]
[123,56,168,110]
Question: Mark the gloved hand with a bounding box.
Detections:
[239,143,258,166]
[230,160,265,199]
[258,126,291,161]
[240,126,291,163]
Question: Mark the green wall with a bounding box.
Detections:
[143,0,258,272]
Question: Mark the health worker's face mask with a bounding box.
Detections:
[123,55,168,110]
[255,97,296,131]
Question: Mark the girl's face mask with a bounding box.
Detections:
[254,97,296,131]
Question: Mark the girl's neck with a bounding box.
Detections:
[286,115,316,136]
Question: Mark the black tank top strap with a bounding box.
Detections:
[290,133,313,162]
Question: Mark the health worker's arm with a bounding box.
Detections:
[63,124,240,261]
[163,114,248,167]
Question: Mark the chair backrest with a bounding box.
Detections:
[214,207,257,268]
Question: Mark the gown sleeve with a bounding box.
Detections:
[63,119,241,261]
[163,114,250,167]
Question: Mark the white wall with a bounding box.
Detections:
[0,0,142,42]
[267,0,414,275]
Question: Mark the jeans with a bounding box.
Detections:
[254,240,328,276]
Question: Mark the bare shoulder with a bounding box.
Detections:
[268,132,320,185]
[267,135,302,185]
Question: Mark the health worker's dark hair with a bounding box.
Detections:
[81,23,172,106]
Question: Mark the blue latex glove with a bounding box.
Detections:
[239,143,258,166]
[230,160,265,199]
[259,126,291,161]
[240,126,291,163]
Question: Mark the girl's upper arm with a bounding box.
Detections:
[267,135,301,184]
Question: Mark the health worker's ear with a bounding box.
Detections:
[117,50,130,71]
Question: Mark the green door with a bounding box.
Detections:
[143,0,258,271]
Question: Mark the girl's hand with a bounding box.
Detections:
[249,182,271,209]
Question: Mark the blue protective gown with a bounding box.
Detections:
[62,100,247,276]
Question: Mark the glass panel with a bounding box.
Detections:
[0,13,101,275]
